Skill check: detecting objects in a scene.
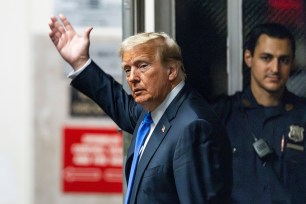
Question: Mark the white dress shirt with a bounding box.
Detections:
[139,81,184,158]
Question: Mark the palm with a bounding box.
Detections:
[49,15,92,69]
[57,30,87,65]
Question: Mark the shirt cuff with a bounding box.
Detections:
[67,59,92,79]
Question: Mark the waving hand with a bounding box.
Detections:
[48,14,93,70]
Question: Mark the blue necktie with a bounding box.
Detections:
[124,112,153,204]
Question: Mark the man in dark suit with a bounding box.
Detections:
[49,14,232,204]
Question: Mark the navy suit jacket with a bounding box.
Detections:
[71,61,232,204]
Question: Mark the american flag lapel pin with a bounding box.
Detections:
[162,125,166,133]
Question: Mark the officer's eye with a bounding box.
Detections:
[261,55,272,62]
[279,57,291,65]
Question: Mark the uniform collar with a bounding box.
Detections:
[240,87,295,113]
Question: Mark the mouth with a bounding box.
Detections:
[133,88,144,96]
[266,74,280,82]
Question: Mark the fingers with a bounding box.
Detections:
[49,31,59,45]
[59,14,76,33]
[48,16,57,35]
[48,16,61,35]
[49,15,70,35]
[48,14,93,54]
[49,15,73,47]
[48,18,59,44]
[49,14,92,39]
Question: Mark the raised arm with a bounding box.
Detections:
[48,14,93,70]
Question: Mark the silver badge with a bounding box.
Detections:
[288,125,304,142]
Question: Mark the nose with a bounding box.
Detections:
[271,59,280,73]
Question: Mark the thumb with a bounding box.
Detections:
[84,27,93,40]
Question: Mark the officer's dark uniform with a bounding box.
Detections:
[213,87,306,204]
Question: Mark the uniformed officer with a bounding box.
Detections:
[213,23,306,203]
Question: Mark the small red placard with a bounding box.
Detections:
[62,127,123,193]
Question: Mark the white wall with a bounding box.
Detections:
[0,0,33,204]
[0,0,55,203]
[0,0,122,204]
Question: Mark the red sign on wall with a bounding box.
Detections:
[62,127,123,193]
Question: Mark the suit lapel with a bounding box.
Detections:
[126,85,191,203]
[129,84,191,203]
[129,117,171,203]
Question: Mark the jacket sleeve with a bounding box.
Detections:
[173,119,232,204]
[71,61,143,133]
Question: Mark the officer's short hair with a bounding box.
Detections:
[244,23,296,58]
[119,32,186,80]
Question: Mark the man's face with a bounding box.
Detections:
[122,44,175,111]
[245,34,293,95]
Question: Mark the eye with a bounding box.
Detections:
[279,57,291,65]
[124,66,131,77]
[261,55,272,62]
[138,63,149,70]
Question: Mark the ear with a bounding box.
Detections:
[244,49,253,68]
[168,61,179,81]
